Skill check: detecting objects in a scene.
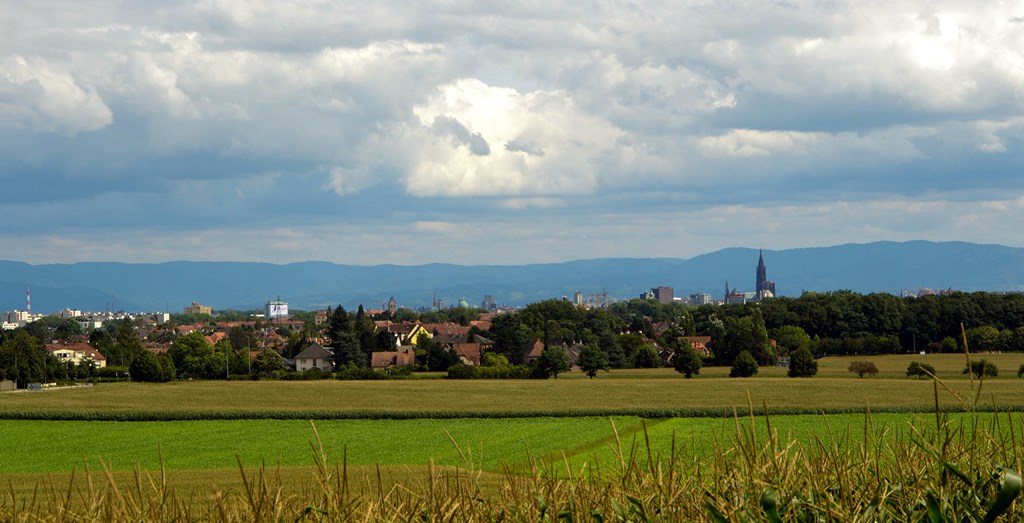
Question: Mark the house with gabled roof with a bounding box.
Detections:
[451,343,483,366]
[681,336,712,357]
[44,342,107,368]
[523,339,545,364]
[370,346,416,370]
[376,321,431,346]
[424,323,473,337]
[294,343,334,372]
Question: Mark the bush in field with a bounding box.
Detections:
[96,366,129,381]
[446,364,477,379]
[963,359,998,379]
[1018,363,1024,378]
[787,348,817,377]
[335,366,388,380]
[847,360,878,378]
[730,350,758,378]
[673,346,702,378]
[481,352,510,368]
[446,364,533,379]
[303,368,330,380]
[906,361,936,379]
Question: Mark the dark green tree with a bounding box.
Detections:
[673,345,702,378]
[598,331,626,368]
[167,331,217,378]
[788,348,818,377]
[772,325,811,353]
[633,344,662,368]
[535,345,571,379]
[490,313,533,364]
[965,326,1000,353]
[252,349,285,377]
[730,350,759,378]
[157,352,177,382]
[421,334,459,371]
[0,330,56,387]
[326,306,353,343]
[331,331,365,368]
[129,349,165,382]
[577,344,610,379]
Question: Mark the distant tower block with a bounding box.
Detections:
[652,286,674,305]
[26,285,31,316]
[481,295,496,310]
[265,299,289,319]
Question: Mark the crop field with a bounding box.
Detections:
[0,412,1011,474]
[2,355,1024,420]
[2,353,1024,520]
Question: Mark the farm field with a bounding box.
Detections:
[2,353,1024,520]
[1,412,1015,496]
[3,370,1024,420]
[0,412,1011,474]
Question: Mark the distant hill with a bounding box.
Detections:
[1,241,1022,313]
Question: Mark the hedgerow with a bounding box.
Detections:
[3,403,1024,422]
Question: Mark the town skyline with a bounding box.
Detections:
[2,2,1023,265]
[3,240,1024,315]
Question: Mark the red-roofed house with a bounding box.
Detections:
[681,336,712,357]
[44,342,107,368]
[523,339,545,364]
[370,346,416,370]
[451,342,482,366]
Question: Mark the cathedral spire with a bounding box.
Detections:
[756,250,767,294]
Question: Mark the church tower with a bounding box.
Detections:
[756,250,767,294]
[755,250,776,298]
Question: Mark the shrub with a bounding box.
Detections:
[96,366,129,381]
[963,359,998,379]
[446,364,477,379]
[447,364,533,379]
[335,367,388,380]
[1018,363,1024,379]
[847,360,878,378]
[906,361,936,379]
[788,348,817,378]
[730,351,758,378]
[673,346,702,378]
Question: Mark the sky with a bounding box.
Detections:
[2,0,1023,266]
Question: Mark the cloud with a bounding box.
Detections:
[402,78,625,197]
[1,1,1023,264]
[0,55,113,134]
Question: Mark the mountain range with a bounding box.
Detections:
[1,241,1022,314]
